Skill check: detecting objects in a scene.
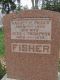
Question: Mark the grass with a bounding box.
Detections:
[0,28,5,57]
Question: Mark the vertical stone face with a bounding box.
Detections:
[3,10,60,80]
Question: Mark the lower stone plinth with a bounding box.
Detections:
[1,73,60,80]
[1,74,16,80]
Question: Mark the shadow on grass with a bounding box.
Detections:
[0,62,6,79]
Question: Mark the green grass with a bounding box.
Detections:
[0,28,5,57]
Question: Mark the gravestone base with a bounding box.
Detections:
[1,73,60,80]
[3,78,16,80]
[1,74,16,80]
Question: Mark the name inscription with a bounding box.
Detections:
[11,43,51,54]
[11,18,51,40]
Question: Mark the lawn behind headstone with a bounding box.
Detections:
[0,28,5,57]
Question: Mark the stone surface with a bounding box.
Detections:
[3,10,60,80]
[58,72,60,80]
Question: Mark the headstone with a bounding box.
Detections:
[3,10,60,80]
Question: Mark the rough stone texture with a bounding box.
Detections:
[3,10,60,80]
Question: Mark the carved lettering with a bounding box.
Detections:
[11,43,51,54]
